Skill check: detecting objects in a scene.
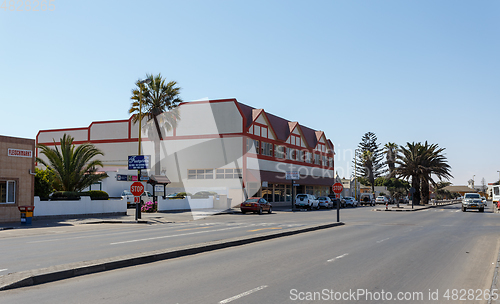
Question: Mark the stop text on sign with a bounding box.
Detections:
[332,182,343,194]
[130,182,145,196]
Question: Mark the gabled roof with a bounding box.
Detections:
[235,100,332,152]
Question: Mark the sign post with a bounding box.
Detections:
[286,171,299,211]
[332,182,344,222]
[131,181,145,221]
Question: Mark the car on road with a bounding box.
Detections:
[344,196,358,207]
[122,190,154,208]
[462,193,485,212]
[375,196,389,204]
[240,197,272,214]
[359,193,375,206]
[317,196,333,209]
[295,194,319,210]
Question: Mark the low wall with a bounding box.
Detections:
[158,196,214,211]
[34,196,127,218]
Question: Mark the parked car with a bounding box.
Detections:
[462,193,485,212]
[317,196,333,209]
[122,190,154,208]
[295,194,319,210]
[165,192,179,198]
[359,193,375,206]
[344,196,358,207]
[375,196,389,204]
[240,197,272,214]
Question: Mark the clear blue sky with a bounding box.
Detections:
[1,0,499,186]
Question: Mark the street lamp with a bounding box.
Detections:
[354,149,360,201]
[138,78,151,156]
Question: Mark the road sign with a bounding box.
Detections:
[286,171,299,180]
[130,182,145,196]
[128,155,151,170]
[134,196,141,203]
[332,182,344,194]
[335,193,341,198]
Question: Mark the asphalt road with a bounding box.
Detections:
[3,203,500,303]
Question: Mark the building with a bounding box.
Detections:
[0,135,35,223]
[36,99,336,207]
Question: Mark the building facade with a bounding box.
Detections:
[37,99,336,206]
[0,135,35,222]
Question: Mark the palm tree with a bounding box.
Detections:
[384,142,398,178]
[395,142,452,205]
[36,134,107,192]
[129,73,182,175]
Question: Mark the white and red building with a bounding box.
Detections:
[36,99,336,207]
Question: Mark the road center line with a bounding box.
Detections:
[219,285,268,303]
[110,225,254,245]
[248,227,282,232]
[0,269,7,272]
[327,253,349,262]
[376,237,391,243]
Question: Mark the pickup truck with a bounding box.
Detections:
[121,190,154,208]
[462,193,485,212]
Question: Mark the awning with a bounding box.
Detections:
[147,175,171,185]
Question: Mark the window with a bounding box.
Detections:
[261,142,273,156]
[216,169,242,179]
[188,169,213,179]
[297,150,304,162]
[0,180,15,203]
[275,145,285,159]
[305,152,312,163]
[314,154,320,165]
[286,147,294,160]
[247,138,260,154]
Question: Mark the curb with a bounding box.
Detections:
[374,201,460,212]
[0,222,344,291]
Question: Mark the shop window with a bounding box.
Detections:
[188,169,213,179]
[0,180,15,204]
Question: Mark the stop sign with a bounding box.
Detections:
[332,182,343,194]
[130,182,145,196]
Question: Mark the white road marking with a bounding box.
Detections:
[327,253,349,262]
[219,285,268,303]
[376,237,391,243]
[0,269,7,272]
[110,225,254,245]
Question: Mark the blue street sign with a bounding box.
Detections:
[128,155,151,170]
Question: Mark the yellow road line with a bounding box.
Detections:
[248,227,282,232]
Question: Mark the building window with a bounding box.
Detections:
[246,138,260,154]
[261,142,273,156]
[297,150,304,162]
[275,145,285,159]
[305,152,312,163]
[286,147,294,160]
[216,169,242,179]
[314,154,320,165]
[188,169,213,179]
[0,180,15,204]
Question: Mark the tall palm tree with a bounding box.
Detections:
[384,142,398,178]
[395,142,452,205]
[129,73,182,175]
[36,134,107,192]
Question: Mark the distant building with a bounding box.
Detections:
[0,135,35,223]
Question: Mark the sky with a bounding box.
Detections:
[1,0,499,186]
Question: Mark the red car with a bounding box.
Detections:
[240,197,272,214]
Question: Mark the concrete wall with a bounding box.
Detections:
[157,196,214,211]
[34,196,127,218]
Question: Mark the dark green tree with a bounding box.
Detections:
[36,134,108,192]
[34,168,54,199]
[354,132,385,194]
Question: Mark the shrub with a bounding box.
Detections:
[141,201,157,213]
[51,191,80,200]
[34,168,54,199]
[80,190,109,200]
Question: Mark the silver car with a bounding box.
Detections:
[462,193,485,212]
[317,196,333,209]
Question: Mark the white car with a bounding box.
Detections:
[317,196,333,209]
[462,193,485,212]
[295,194,319,210]
[375,196,389,204]
[344,196,358,207]
[121,190,154,207]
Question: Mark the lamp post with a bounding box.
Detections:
[136,78,151,221]
[354,149,359,201]
[472,175,475,190]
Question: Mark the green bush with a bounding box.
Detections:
[174,192,191,199]
[34,168,54,199]
[80,190,109,200]
[51,191,80,200]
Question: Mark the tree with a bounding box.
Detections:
[395,142,452,205]
[129,73,182,175]
[384,142,399,178]
[36,134,108,192]
[34,168,54,198]
[354,132,385,194]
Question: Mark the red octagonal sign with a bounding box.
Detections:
[130,182,145,196]
[332,182,343,194]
